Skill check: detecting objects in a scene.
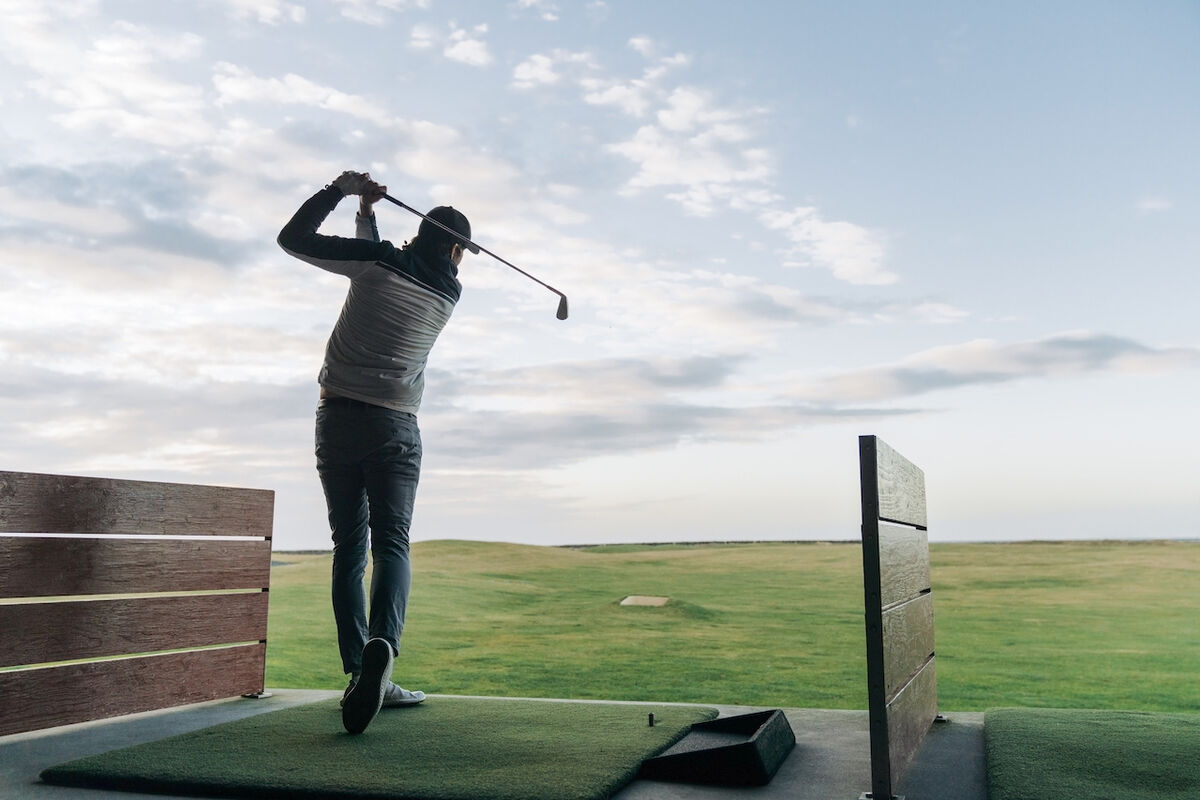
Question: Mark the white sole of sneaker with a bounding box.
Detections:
[382,689,425,708]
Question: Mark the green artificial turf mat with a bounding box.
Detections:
[42,696,717,800]
[985,707,1200,800]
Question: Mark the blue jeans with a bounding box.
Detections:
[315,397,421,677]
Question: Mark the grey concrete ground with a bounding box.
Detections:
[0,691,985,800]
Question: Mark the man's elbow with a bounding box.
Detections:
[277,227,300,253]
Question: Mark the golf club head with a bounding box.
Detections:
[556,295,569,320]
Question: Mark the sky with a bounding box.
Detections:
[1,0,1197,549]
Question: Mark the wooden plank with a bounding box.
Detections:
[0,592,268,669]
[874,437,927,528]
[0,643,266,737]
[879,523,931,609]
[882,592,935,701]
[0,471,273,538]
[0,538,271,599]
[885,655,938,787]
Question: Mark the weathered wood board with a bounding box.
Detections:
[0,592,268,668]
[0,470,274,537]
[0,644,267,737]
[0,537,271,598]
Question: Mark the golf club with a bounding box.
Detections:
[382,194,569,321]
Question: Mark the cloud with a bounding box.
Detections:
[760,206,894,285]
[420,355,916,468]
[607,119,772,216]
[0,4,983,493]
[513,0,559,21]
[0,12,213,147]
[0,361,315,483]
[585,1,609,22]
[409,24,437,49]
[408,21,493,66]
[900,302,971,325]
[0,160,269,263]
[512,38,692,115]
[425,401,908,469]
[1135,196,1172,214]
[0,186,133,238]
[207,0,306,24]
[788,332,1200,404]
[512,54,560,88]
[334,0,430,25]
[444,23,493,66]
[508,35,893,283]
[578,51,690,117]
[5,324,1189,485]
[511,49,597,90]
[213,62,383,121]
[628,36,655,57]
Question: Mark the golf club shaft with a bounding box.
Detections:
[381,194,567,304]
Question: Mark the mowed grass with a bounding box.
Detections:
[266,540,1199,712]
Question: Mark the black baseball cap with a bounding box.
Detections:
[419,206,478,254]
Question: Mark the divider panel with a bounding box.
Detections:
[0,537,271,598]
[860,434,935,800]
[0,644,267,737]
[878,523,930,609]
[885,656,938,786]
[0,592,269,669]
[881,592,935,701]
[0,471,274,538]
[872,438,927,528]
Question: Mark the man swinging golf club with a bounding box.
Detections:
[278,170,471,734]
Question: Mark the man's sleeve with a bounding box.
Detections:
[278,187,394,278]
[356,211,381,242]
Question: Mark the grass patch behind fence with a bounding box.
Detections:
[266,540,1200,711]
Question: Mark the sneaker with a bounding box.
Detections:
[382,682,426,708]
[341,638,393,734]
[339,679,356,708]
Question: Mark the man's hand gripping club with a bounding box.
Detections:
[331,170,387,217]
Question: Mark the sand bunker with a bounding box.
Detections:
[620,595,670,607]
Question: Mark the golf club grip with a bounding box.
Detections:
[381,194,567,301]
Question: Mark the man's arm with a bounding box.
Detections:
[278,172,392,277]
[356,175,386,241]
[356,203,381,243]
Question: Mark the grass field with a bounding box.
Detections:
[266,540,1199,712]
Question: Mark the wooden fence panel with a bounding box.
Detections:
[871,438,927,528]
[0,470,274,736]
[881,593,935,701]
[0,644,266,737]
[860,435,936,800]
[0,471,274,538]
[0,592,268,669]
[885,656,938,786]
[878,523,930,609]
[0,537,271,598]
